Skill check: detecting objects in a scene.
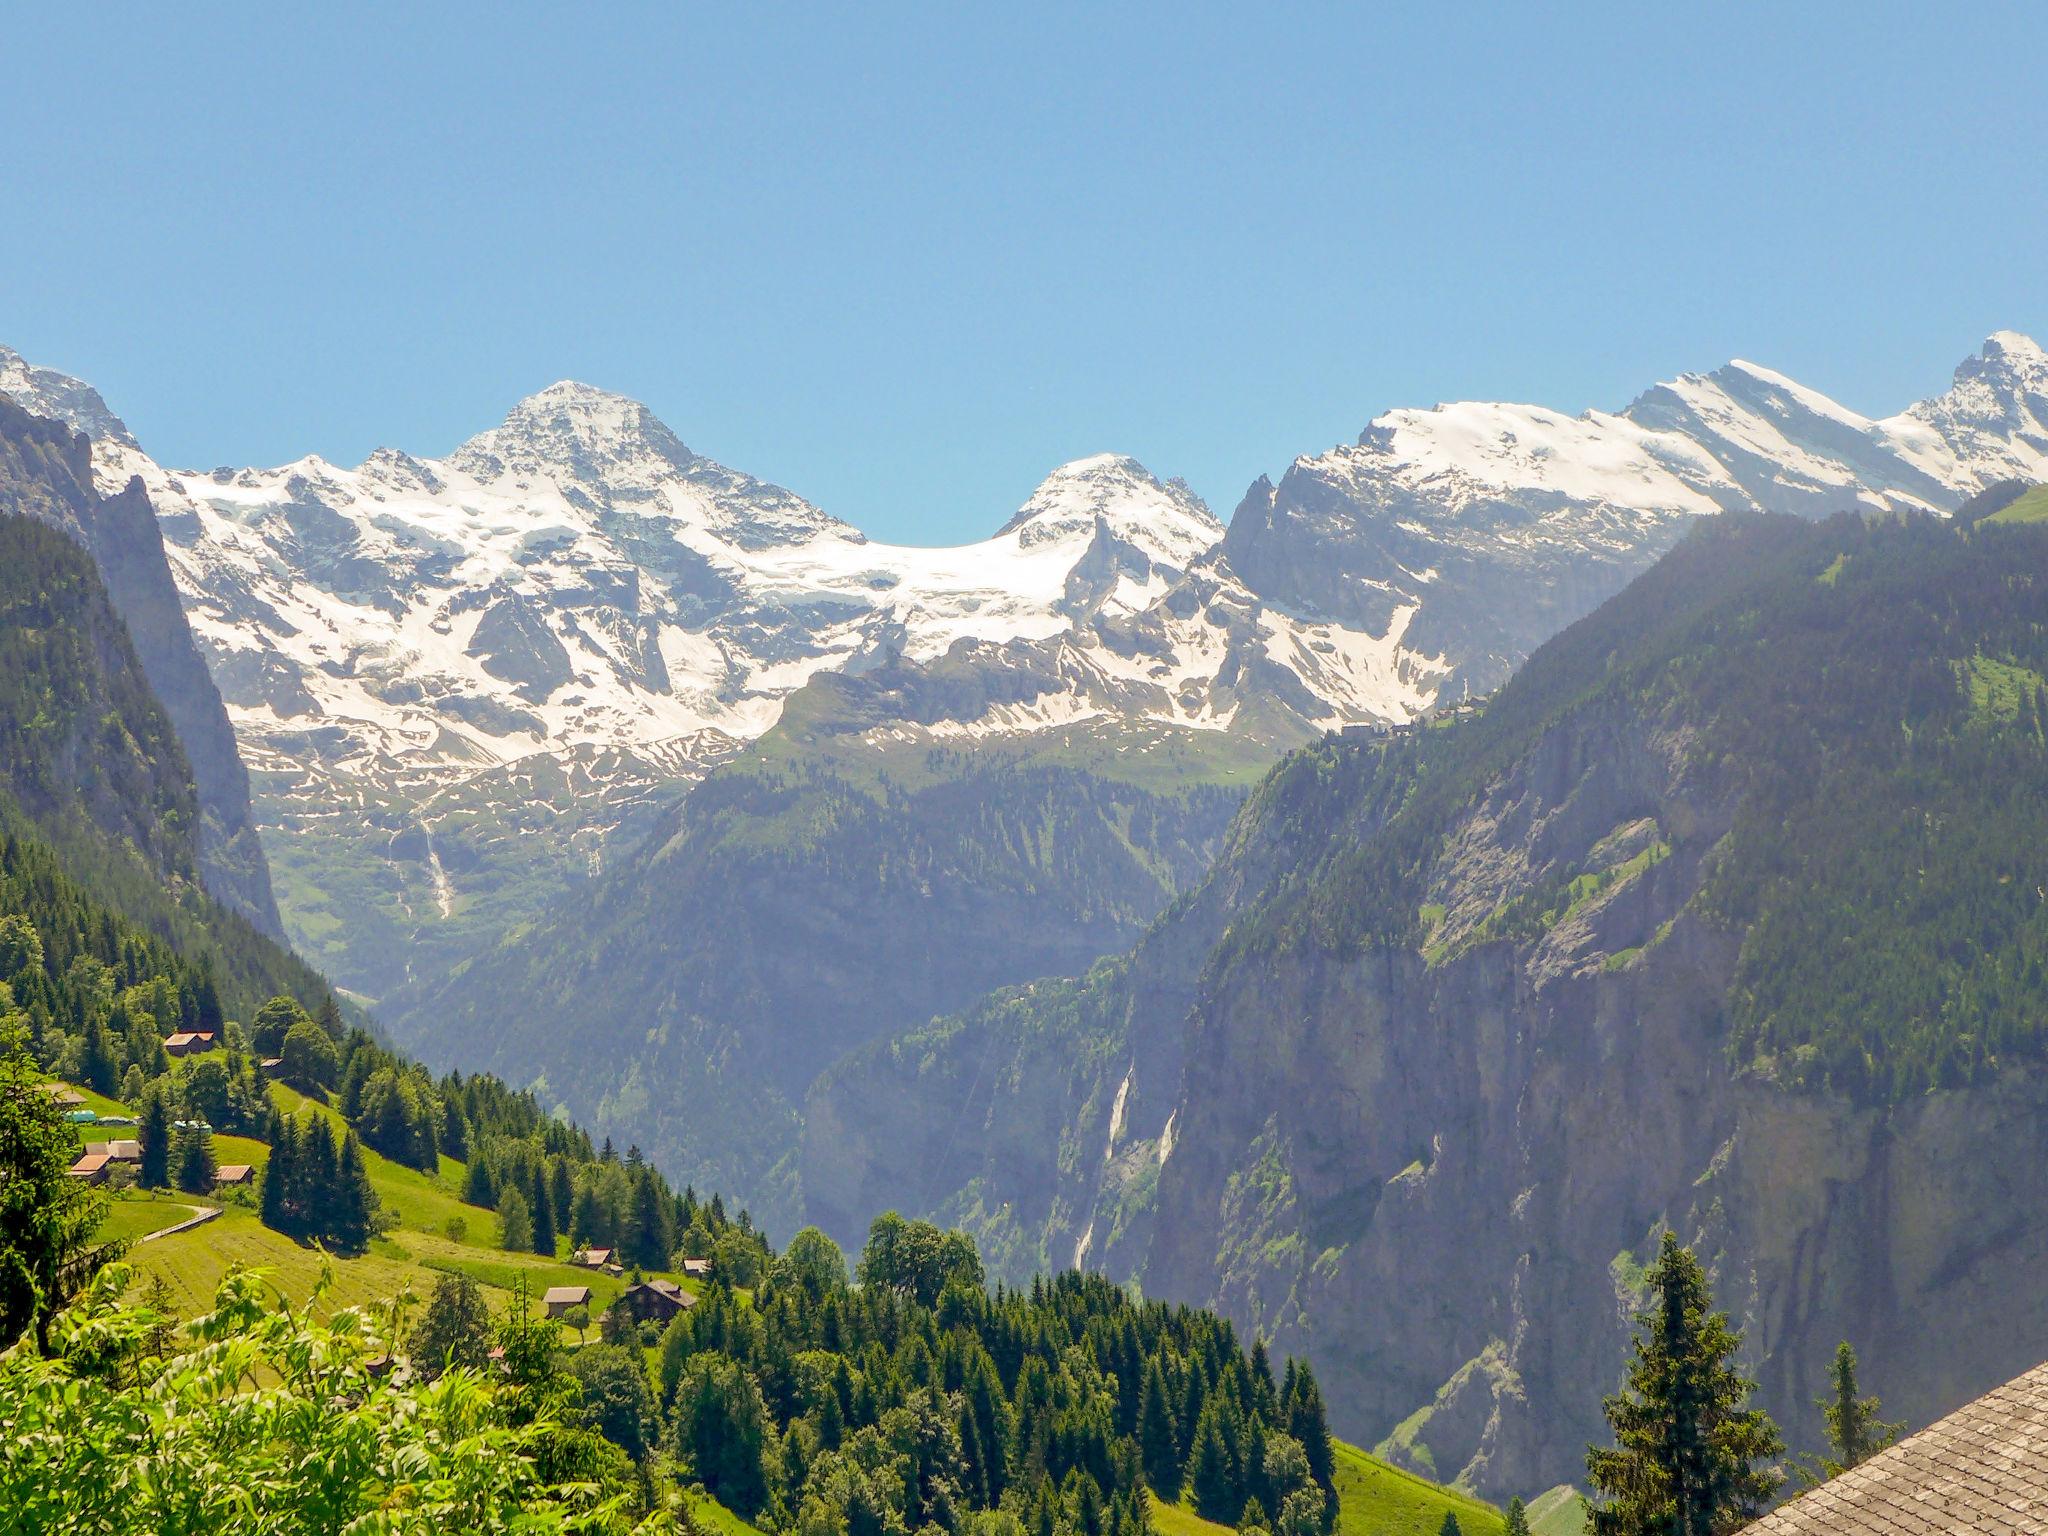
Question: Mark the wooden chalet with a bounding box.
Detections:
[615,1278,693,1323]
[542,1285,591,1318]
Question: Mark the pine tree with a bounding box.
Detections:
[299,1114,339,1236]
[261,1114,297,1235]
[173,1123,216,1195]
[1179,1358,1209,1464]
[625,1168,670,1268]
[1249,1337,1278,1422]
[1140,1354,1183,1498]
[1504,1497,1532,1536]
[137,1082,171,1189]
[1809,1341,1902,1480]
[1437,1515,1462,1536]
[1188,1395,1245,1521]
[498,1184,533,1252]
[1285,1361,1337,1529]
[80,1013,118,1095]
[549,1157,573,1233]
[1586,1232,1785,1535]
[331,1131,375,1252]
[528,1162,556,1256]
[463,1153,496,1209]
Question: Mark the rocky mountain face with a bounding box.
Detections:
[415,664,1260,1233]
[4,336,2043,1021]
[0,368,281,935]
[806,498,2048,1498]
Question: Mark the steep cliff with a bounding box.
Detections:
[810,489,2048,1496]
[0,391,281,934]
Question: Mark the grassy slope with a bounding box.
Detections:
[1982,484,2048,525]
[96,1191,201,1243]
[683,1491,769,1536]
[1332,1441,1505,1536]
[1526,1486,1590,1536]
[80,1077,698,1325]
[1145,1440,1504,1536]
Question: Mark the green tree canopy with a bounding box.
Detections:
[1587,1232,1785,1535]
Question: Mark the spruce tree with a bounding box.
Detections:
[1179,1358,1209,1463]
[1140,1355,1183,1497]
[1285,1361,1337,1527]
[261,1114,297,1235]
[463,1153,496,1209]
[332,1131,375,1252]
[549,1158,573,1234]
[1586,1232,1785,1535]
[528,1162,556,1256]
[1504,1497,1532,1536]
[1249,1337,1278,1422]
[498,1184,533,1252]
[1810,1341,1902,1479]
[1437,1515,1462,1536]
[173,1124,216,1195]
[80,1013,118,1095]
[1189,1396,1245,1521]
[137,1082,171,1189]
[625,1169,669,1268]
[299,1114,339,1236]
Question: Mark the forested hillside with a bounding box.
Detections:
[812,489,2048,1497]
[0,514,325,1021]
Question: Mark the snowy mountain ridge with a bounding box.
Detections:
[2,333,2042,1009]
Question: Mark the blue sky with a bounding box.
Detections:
[4,3,2044,543]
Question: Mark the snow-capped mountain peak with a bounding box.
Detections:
[0,344,139,452]
[1894,331,2048,491]
[450,380,695,482]
[999,452,1223,569]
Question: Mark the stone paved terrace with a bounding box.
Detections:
[1746,1359,2048,1533]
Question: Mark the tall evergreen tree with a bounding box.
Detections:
[463,1153,496,1209]
[173,1123,216,1195]
[528,1162,556,1256]
[1586,1232,1785,1536]
[1504,1497,1532,1536]
[332,1131,375,1253]
[79,1013,117,1096]
[498,1185,534,1252]
[1189,1395,1246,1521]
[1140,1355,1183,1498]
[1284,1361,1336,1529]
[549,1158,573,1234]
[299,1114,339,1235]
[136,1081,171,1189]
[1179,1358,1209,1464]
[1437,1515,1462,1536]
[260,1113,297,1235]
[624,1169,669,1269]
[1807,1341,1902,1481]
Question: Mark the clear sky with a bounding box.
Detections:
[4,3,2044,544]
